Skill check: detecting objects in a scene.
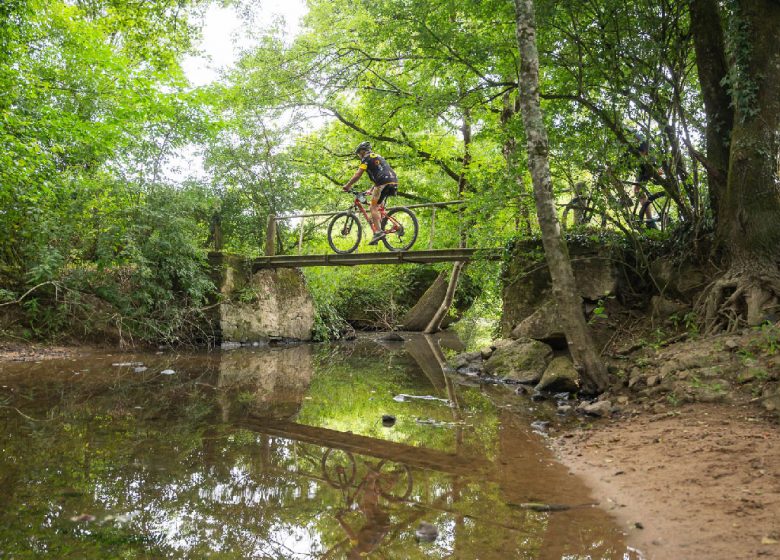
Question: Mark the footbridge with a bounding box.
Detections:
[251,247,502,270]
[256,199,503,269]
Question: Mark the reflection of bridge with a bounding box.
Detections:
[238,418,491,477]
[251,248,502,270]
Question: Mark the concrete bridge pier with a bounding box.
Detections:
[208,253,316,345]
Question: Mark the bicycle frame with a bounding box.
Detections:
[348,190,404,234]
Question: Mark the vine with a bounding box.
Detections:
[721,0,759,121]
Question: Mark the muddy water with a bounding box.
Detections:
[0,334,641,559]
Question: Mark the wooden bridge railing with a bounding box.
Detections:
[265,200,465,256]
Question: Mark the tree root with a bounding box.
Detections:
[696,267,780,334]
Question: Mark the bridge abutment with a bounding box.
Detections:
[209,253,316,345]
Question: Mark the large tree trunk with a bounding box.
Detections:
[692,0,780,332]
[689,0,734,221]
[513,0,609,393]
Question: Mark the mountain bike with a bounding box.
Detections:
[629,182,672,231]
[327,189,419,254]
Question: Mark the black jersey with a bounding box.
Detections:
[359,152,397,185]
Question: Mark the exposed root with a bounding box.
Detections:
[696,267,780,334]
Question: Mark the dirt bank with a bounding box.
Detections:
[550,328,780,560]
[552,403,780,559]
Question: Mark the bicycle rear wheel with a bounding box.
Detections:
[380,207,418,252]
[637,192,670,231]
[327,212,362,254]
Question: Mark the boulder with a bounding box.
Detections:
[510,301,566,345]
[650,296,690,321]
[536,356,580,393]
[577,399,613,417]
[482,337,553,383]
[501,239,621,336]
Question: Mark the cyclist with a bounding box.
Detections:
[633,138,664,228]
[342,141,399,245]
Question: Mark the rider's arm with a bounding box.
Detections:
[343,166,365,191]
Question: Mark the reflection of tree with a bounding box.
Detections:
[0,344,636,558]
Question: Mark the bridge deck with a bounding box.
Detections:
[252,248,502,269]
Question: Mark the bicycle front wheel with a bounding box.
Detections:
[327,212,362,254]
[381,207,418,252]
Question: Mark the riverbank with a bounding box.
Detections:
[548,327,780,560]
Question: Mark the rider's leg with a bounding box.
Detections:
[367,186,386,244]
[369,185,384,232]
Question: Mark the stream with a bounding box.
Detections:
[0,333,642,559]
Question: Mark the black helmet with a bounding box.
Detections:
[354,141,372,154]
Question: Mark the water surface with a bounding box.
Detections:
[0,334,640,559]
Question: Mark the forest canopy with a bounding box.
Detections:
[1,0,778,344]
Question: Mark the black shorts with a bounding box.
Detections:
[374,183,398,206]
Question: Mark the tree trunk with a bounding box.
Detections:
[693,0,780,332]
[513,0,609,393]
[689,0,734,225]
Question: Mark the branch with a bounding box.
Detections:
[0,282,59,307]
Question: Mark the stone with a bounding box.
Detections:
[578,400,613,417]
[500,239,619,336]
[724,338,741,351]
[213,260,316,343]
[480,346,494,360]
[450,351,482,370]
[482,337,553,383]
[650,295,689,321]
[536,356,580,393]
[646,375,659,387]
[510,301,566,345]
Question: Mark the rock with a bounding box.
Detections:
[646,375,659,387]
[482,338,553,383]
[415,522,438,542]
[491,338,515,351]
[650,295,689,321]
[578,400,613,417]
[510,301,566,346]
[450,351,482,370]
[457,366,482,377]
[536,356,580,393]
[761,388,780,412]
[557,404,573,414]
[380,332,406,342]
[628,370,644,389]
[724,338,741,351]
[617,396,629,405]
[531,420,550,432]
[381,414,396,427]
[480,346,494,360]
[160,369,175,375]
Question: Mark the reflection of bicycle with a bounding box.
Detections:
[328,189,419,254]
[321,448,413,502]
[321,449,413,559]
